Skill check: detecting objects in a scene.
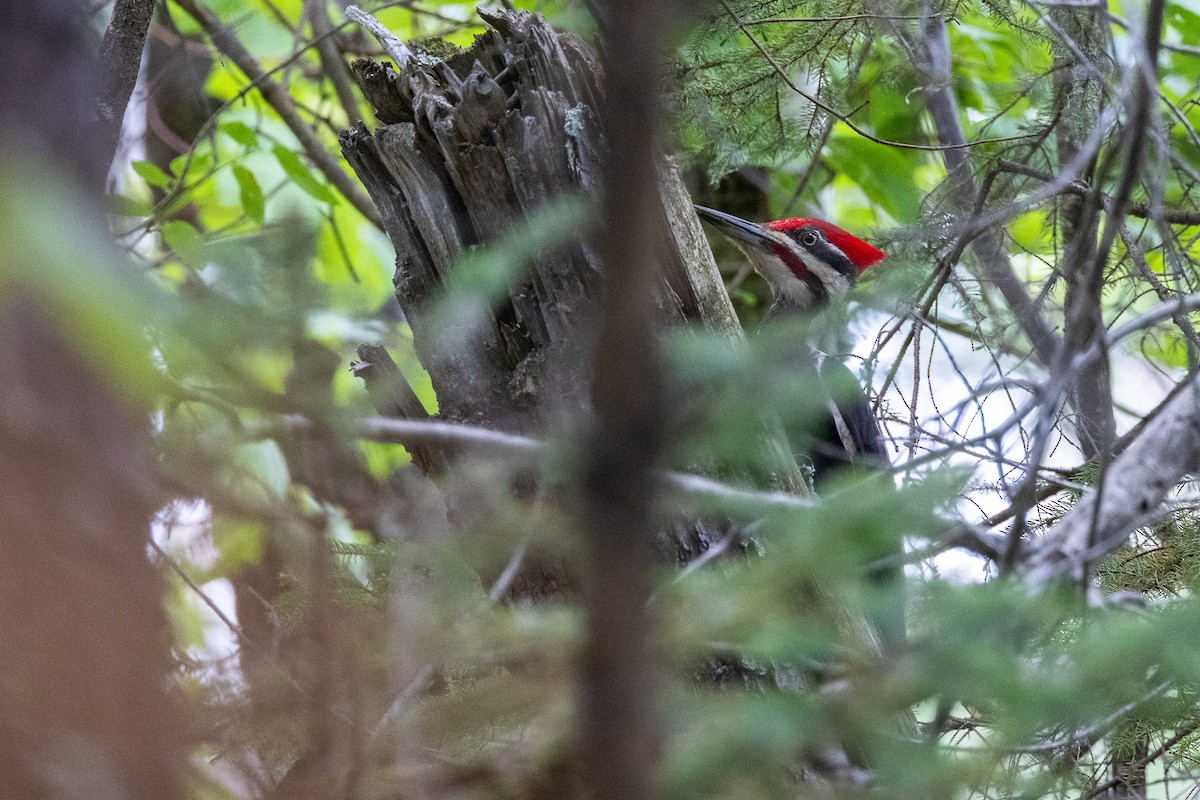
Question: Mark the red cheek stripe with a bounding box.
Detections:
[770,242,810,281]
[766,218,886,272]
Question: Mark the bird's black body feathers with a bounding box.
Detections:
[807,354,888,482]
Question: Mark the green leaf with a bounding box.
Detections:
[231,440,290,498]
[161,220,207,270]
[272,144,336,204]
[220,119,259,148]
[211,516,266,573]
[826,135,924,223]
[314,204,394,312]
[132,160,173,188]
[169,151,213,182]
[360,440,412,480]
[232,165,265,222]
[1008,211,1051,253]
[1168,3,1200,41]
[110,193,152,217]
[1141,330,1191,369]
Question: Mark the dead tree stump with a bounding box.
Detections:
[340,9,760,564]
[340,9,740,420]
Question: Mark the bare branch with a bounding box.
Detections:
[267,413,821,509]
[995,160,1200,226]
[344,5,414,71]
[742,14,924,24]
[895,9,1065,369]
[306,0,361,124]
[1078,718,1200,800]
[97,0,154,171]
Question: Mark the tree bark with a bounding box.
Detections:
[1024,370,1200,583]
[97,0,155,171]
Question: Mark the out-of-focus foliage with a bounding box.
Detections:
[670,1,1200,798]
[55,0,1200,798]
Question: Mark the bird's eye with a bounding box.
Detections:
[801,232,818,246]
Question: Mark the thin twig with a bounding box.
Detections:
[994,160,1200,226]
[150,539,309,695]
[743,14,924,24]
[900,9,1066,368]
[934,681,1171,755]
[1077,718,1200,800]
[306,0,362,124]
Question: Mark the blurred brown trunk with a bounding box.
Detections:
[0,303,182,800]
[0,1,184,797]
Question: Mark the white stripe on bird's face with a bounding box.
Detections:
[738,240,813,308]
[794,241,852,298]
[734,229,853,312]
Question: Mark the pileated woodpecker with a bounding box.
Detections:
[695,205,888,476]
[695,205,902,647]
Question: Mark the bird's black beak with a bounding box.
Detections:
[694,205,779,253]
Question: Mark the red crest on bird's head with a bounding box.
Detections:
[766,218,887,273]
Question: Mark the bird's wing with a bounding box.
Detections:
[807,354,889,476]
